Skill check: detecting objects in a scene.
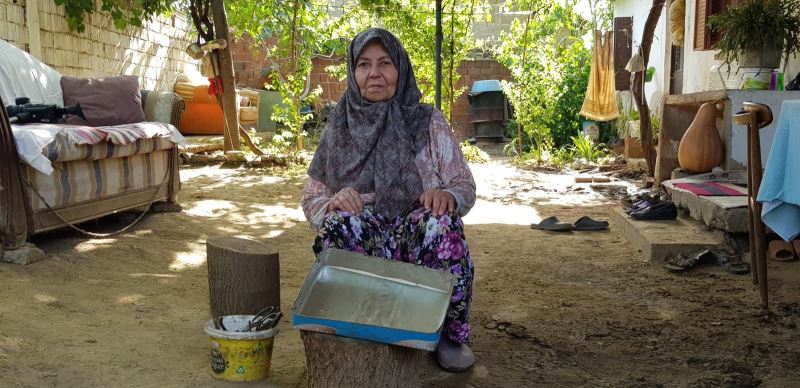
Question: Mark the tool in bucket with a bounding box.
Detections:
[214,306,282,332]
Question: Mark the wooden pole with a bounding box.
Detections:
[735,102,773,309]
[631,0,666,177]
[300,331,425,388]
[210,0,240,151]
[206,236,280,316]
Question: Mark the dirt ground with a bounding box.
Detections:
[2,158,800,387]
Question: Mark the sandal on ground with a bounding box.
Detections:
[768,239,797,262]
[664,252,702,273]
[530,216,573,231]
[709,251,751,275]
[436,337,476,373]
[572,216,609,231]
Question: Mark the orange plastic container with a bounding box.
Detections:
[178,84,225,135]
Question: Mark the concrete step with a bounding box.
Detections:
[609,207,727,263]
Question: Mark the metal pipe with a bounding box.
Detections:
[435,0,442,110]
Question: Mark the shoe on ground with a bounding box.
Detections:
[530,216,573,231]
[630,201,678,220]
[436,337,476,373]
[768,239,797,262]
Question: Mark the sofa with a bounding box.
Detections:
[0,40,184,260]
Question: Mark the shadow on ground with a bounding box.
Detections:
[1,162,799,387]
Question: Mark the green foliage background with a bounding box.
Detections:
[51,0,616,163]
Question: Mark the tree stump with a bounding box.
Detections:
[206,236,280,317]
[300,331,425,388]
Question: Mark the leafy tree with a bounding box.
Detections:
[325,0,481,119]
[495,0,593,153]
[54,0,178,32]
[226,0,330,151]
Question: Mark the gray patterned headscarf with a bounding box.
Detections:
[308,28,433,219]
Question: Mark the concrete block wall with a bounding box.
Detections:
[471,1,526,46]
[0,0,197,92]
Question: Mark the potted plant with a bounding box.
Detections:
[708,0,800,69]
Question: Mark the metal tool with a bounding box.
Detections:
[246,306,282,332]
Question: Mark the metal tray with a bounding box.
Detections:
[292,248,456,351]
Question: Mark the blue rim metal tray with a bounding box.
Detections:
[292,248,456,351]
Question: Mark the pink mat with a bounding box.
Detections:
[673,182,747,196]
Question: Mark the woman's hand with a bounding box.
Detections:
[328,187,364,214]
[419,189,455,217]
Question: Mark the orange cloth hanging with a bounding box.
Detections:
[580,30,619,122]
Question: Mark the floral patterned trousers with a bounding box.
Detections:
[313,205,474,344]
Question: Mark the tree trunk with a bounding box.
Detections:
[300,331,425,388]
[210,0,240,151]
[632,0,666,177]
[206,236,280,317]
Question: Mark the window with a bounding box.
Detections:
[694,0,742,50]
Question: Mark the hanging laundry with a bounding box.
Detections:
[757,100,800,242]
[580,30,619,122]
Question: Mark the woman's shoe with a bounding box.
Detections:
[436,337,476,373]
[630,201,678,220]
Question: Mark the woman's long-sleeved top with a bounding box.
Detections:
[301,109,476,229]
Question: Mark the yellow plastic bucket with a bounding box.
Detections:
[204,315,278,382]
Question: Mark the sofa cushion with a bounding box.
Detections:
[61,75,145,126]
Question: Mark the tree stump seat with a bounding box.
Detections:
[206,236,280,316]
[300,331,426,388]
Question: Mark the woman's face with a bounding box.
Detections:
[354,42,398,102]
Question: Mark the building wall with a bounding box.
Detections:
[471,0,526,46]
[681,0,799,93]
[0,0,197,92]
[614,0,668,114]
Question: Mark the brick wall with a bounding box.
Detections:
[306,57,511,141]
[228,35,512,142]
[229,35,347,100]
[230,35,272,89]
[450,59,512,140]
[0,0,197,92]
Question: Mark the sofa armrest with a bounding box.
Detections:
[140,90,186,127]
[0,96,33,249]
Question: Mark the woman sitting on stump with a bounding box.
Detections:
[301,28,477,372]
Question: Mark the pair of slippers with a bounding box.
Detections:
[664,249,750,275]
[530,216,609,232]
[768,236,800,262]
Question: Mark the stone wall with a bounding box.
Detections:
[0,0,197,91]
